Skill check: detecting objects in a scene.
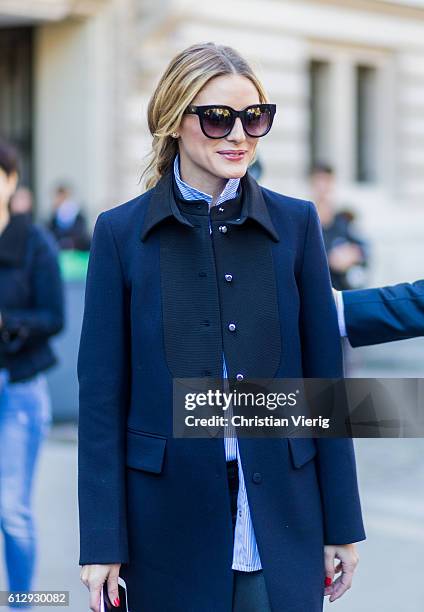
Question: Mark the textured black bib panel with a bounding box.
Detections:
[159,175,282,379]
[211,218,282,379]
[160,214,224,378]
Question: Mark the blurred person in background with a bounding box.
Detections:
[310,162,369,291]
[311,162,370,373]
[0,140,64,606]
[10,186,34,219]
[47,184,91,251]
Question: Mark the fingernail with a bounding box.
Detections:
[113,597,120,607]
[324,576,332,587]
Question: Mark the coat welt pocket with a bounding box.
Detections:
[126,429,167,474]
[288,438,317,468]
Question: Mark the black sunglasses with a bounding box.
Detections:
[183,103,276,139]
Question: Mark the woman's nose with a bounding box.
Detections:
[227,117,245,141]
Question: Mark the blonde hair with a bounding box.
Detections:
[141,42,269,190]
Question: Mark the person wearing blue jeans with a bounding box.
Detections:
[0,370,52,601]
[0,140,64,607]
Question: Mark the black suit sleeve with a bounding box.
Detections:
[342,280,424,347]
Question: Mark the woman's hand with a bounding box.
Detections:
[80,563,121,612]
[324,544,359,602]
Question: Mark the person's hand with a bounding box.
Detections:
[324,544,359,602]
[80,563,121,612]
[328,243,363,273]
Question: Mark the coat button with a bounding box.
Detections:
[252,472,262,484]
[218,206,224,212]
[224,274,233,282]
[218,225,228,233]
[228,322,236,332]
[236,373,244,381]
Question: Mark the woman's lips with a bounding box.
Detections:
[217,151,246,161]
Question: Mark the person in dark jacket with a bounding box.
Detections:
[0,140,64,601]
[78,42,366,612]
[334,280,424,346]
[47,184,91,251]
[310,163,369,291]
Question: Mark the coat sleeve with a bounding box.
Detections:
[342,280,424,347]
[0,227,64,352]
[77,211,130,565]
[298,201,366,545]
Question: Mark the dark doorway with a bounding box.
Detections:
[0,27,34,189]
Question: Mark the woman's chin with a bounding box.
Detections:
[213,159,249,179]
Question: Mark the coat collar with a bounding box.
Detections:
[0,213,31,267]
[140,164,279,243]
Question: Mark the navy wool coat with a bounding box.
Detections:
[77,167,366,612]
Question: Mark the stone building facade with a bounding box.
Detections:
[1,0,423,283]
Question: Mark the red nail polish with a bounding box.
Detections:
[113,597,120,607]
[325,577,332,587]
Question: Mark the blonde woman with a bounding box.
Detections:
[78,42,366,612]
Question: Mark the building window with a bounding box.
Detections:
[308,60,332,171]
[308,43,388,187]
[0,27,34,188]
[355,64,378,183]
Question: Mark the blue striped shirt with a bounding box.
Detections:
[173,153,262,571]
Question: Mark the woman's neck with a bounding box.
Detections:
[178,156,227,203]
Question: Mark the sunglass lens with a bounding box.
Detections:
[201,107,233,137]
[244,106,272,136]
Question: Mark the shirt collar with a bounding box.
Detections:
[173,153,240,207]
[140,157,279,243]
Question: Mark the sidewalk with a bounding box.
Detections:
[0,424,87,611]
